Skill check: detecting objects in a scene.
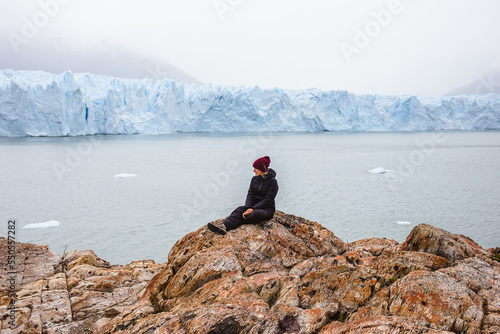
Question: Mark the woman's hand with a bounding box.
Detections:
[242,208,254,218]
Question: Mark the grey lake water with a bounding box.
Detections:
[1,131,499,265]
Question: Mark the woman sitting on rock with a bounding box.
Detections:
[208,156,279,235]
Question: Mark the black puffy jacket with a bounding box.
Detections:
[245,168,279,211]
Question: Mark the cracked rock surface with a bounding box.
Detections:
[1,211,499,333]
[0,241,166,334]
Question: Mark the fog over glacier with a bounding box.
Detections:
[1,70,499,137]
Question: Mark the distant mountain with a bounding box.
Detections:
[1,38,203,85]
[445,70,500,96]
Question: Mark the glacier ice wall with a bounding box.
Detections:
[0,69,499,137]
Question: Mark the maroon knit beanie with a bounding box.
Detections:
[253,156,271,172]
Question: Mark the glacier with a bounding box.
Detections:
[0,69,499,137]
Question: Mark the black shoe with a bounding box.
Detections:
[208,221,227,235]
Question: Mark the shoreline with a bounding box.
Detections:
[1,128,500,140]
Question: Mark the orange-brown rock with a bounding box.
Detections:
[2,211,499,334]
[0,237,61,289]
[401,223,489,262]
[319,315,455,333]
[0,239,166,334]
[101,211,348,333]
[348,237,400,258]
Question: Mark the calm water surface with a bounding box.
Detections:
[1,131,499,264]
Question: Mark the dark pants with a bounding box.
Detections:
[223,206,275,230]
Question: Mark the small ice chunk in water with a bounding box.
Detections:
[114,173,137,178]
[23,220,61,229]
[368,167,393,174]
[396,221,411,225]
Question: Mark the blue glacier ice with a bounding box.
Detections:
[0,69,499,137]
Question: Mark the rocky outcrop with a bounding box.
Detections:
[1,212,499,333]
[401,223,489,262]
[0,238,61,289]
[0,241,166,333]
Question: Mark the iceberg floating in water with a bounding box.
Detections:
[396,221,412,225]
[368,167,394,174]
[1,69,500,137]
[23,220,61,229]
[114,173,137,178]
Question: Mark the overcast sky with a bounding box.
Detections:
[1,0,500,96]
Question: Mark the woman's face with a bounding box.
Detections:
[253,168,262,176]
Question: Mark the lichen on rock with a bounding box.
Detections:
[1,212,499,334]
